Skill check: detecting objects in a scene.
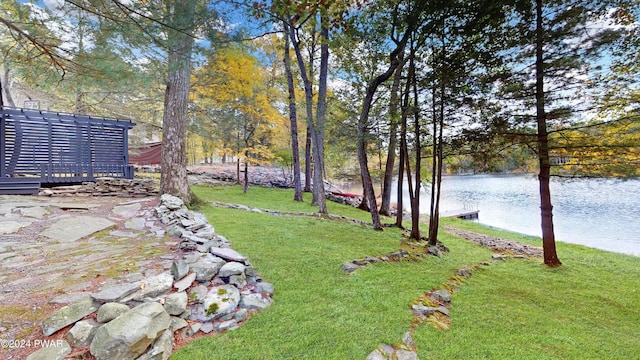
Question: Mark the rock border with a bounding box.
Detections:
[28,194,273,360]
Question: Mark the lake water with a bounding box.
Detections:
[383,174,640,256]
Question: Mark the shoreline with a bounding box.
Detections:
[184,165,640,257]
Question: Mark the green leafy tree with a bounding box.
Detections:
[496,0,636,266]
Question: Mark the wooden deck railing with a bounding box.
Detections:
[39,163,134,183]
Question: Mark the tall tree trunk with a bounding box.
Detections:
[428,80,445,246]
[160,0,196,204]
[304,125,312,192]
[535,0,561,267]
[243,160,249,193]
[428,82,438,244]
[408,48,421,241]
[396,56,412,229]
[428,25,446,246]
[380,57,404,216]
[357,45,409,230]
[312,12,329,214]
[358,176,370,211]
[288,26,315,194]
[395,123,406,228]
[288,18,326,213]
[283,23,303,202]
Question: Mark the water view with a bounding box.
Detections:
[386,174,640,256]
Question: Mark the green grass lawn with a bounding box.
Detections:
[172,185,640,359]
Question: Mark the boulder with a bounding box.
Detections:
[228,273,247,288]
[65,319,100,348]
[257,282,275,295]
[97,302,130,323]
[164,292,188,316]
[201,285,240,321]
[190,255,225,282]
[171,260,189,281]
[432,289,452,303]
[234,308,249,322]
[26,340,71,360]
[218,262,246,277]
[341,262,360,274]
[135,329,173,360]
[169,317,189,332]
[396,349,419,360]
[42,297,99,336]
[239,293,271,310]
[189,285,208,303]
[215,319,238,332]
[412,303,449,317]
[122,273,173,302]
[200,322,214,334]
[90,302,171,360]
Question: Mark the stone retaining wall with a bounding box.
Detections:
[39,177,159,197]
[28,194,272,360]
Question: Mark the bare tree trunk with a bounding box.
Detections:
[2,68,15,107]
[76,92,87,114]
[357,86,384,230]
[312,12,329,214]
[395,133,405,228]
[380,57,404,216]
[243,160,249,193]
[428,82,438,243]
[0,74,4,108]
[428,81,445,246]
[304,125,312,192]
[283,23,303,201]
[409,54,421,241]
[288,19,326,213]
[236,159,241,185]
[535,0,561,267]
[160,0,196,204]
[428,28,446,246]
[357,46,409,230]
[358,175,370,211]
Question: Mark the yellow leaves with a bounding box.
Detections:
[238,145,276,166]
[550,118,640,177]
[190,44,287,166]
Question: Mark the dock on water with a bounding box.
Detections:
[441,209,479,220]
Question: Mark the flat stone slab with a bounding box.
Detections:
[41,297,100,336]
[110,202,142,219]
[18,206,49,219]
[92,282,141,303]
[209,247,247,263]
[124,217,146,230]
[174,272,196,292]
[48,292,92,305]
[0,220,32,234]
[40,216,116,242]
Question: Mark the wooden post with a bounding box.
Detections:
[0,107,5,178]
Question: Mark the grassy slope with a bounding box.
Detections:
[172,185,640,359]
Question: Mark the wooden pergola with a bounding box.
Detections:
[0,107,135,194]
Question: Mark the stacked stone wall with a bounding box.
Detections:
[28,194,272,360]
[39,177,159,197]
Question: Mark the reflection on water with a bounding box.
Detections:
[344,175,640,256]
